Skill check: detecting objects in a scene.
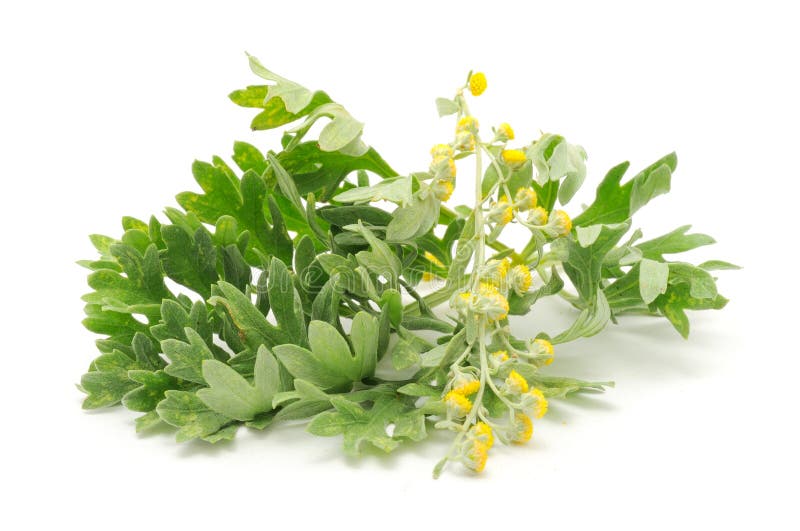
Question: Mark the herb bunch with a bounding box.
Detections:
[77,56,735,476]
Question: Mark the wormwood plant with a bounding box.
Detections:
[77,56,735,476]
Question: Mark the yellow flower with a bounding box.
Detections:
[489,199,514,226]
[456,115,479,134]
[550,210,572,237]
[464,440,489,472]
[431,179,454,202]
[454,131,476,152]
[527,206,548,226]
[491,350,509,363]
[468,72,487,96]
[430,155,456,179]
[514,188,537,211]
[505,370,529,394]
[476,283,509,321]
[452,380,480,396]
[509,264,532,296]
[501,149,527,169]
[529,388,549,419]
[481,258,510,285]
[445,391,472,418]
[471,421,494,448]
[430,144,454,158]
[511,413,533,444]
[496,123,515,142]
[533,338,554,365]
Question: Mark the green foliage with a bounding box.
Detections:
[76,57,734,475]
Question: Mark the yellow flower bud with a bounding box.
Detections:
[431,178,454,202]
[501,149,527,169]
[489,199,514,226]
[456,115,479,134]
[511,413,533,444]
[514,188,537,211]
[468,72,487,96]
[452,380,480,396]
[454,131,476,152]
[496,122,515,142]
[463,440,489,472]
[529,388,549,419]
[509,264,532,296]
[430,144,454,158]
[547,210,572,237]
[429,155,456,179]
[445,390,472,418]
[471,421,494,448]
[505,370,530,394]
[527,206,549,226]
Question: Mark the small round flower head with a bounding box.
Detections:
[527,206,549,226]
[468,72,487,96]
[430,143,454,158]
[510,413,533,444]
[454,131,476,152]
[548,210,573,237]
[495,122,515,142]
[533,338,554,365]
[514,188,537,211]
[463,440,489,472]
[456,115,479,134]
[431,178,454,202]
[501,149,527,170]
[504,370,530,395]
[491,350,509,363]
[445,390,472,418]
[452,379,480,397]
[429,155,456,180]
[470,421,494,448]
[489,198,514,226]
[508,264,532,296]
[529,388,548,419]
[480,258,510,285]
[450,290,473,314]
[475,283,509,321]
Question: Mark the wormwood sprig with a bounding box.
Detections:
[77,59,736,476]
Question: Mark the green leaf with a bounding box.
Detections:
[122,370,180,412]
[273,315,376,390]
[156,390,233,443]
[160,225,218,299]
[391,338,421,371]
[639,258,670,304]
[276,141,396,201]
[307,395,425,456]
[572,153,677,227]
[346,222,402,281]
[232,141,267,174]
[435,97,459,116]
[508,267,564,315]
[80,370,139,409]
[386,193,440,243]
[636,225,716,261]
[267,257,308,347]
[196,346,281,421]
[561,222,631,301]
[553,291,611,343]
[334,176,412,205]
[161,328,216,384]
[247,55,315,113]
[350,312,379,379]
[698,260,742,271]
[209,280,291,351]
[652,282,728,339]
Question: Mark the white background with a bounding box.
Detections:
[1,1,798,529]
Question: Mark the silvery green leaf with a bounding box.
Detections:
[318,112,365,152]
[576,225,603,247]
[391,339,421,371]
[636,225,716,261]
[553,291,611,344]
[161,328,215,384]
[350,312,379,378]
[550,142,587,204]
[247,54,314,113]
[267,153,304,214]
[639,258,670,304]
[698,260,742,271]
[386,193,439,242]
[334,176,412,205]
[196,346,281,421]
[436,97,459,116]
